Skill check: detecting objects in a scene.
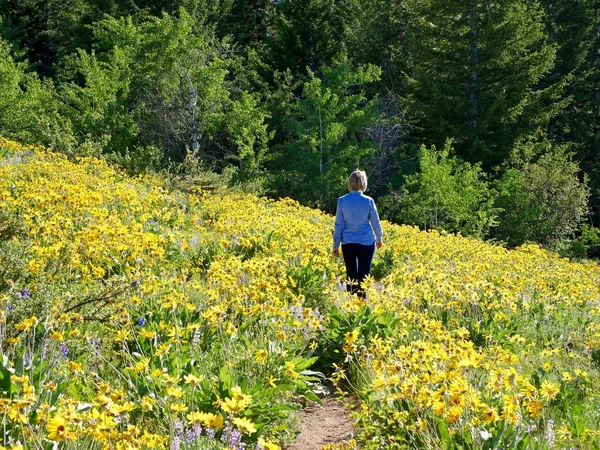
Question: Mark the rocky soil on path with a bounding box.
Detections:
[287,396,355,450]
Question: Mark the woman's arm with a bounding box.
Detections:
[369,198,383,247]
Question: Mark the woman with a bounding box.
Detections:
[333,169,383,297]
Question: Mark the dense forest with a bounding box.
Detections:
[1,0,599,253]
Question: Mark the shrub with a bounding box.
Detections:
[495,147,589,248]
[400,139,498,238]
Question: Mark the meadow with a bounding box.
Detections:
[1,137,600,450]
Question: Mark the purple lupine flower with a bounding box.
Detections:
[6,304,13,313]
[59,341,69,358]
[174,419,184,436]
[205,428,216,440]
[137,317,146,327]
[228,429,242,448]
[192,328,201,347]
[221,418,233,444]
[193,423,202,437]
[185,424,202,444]
[90,337,100,356]
[170,436,181,450]
[20,288,30,300]
[23,352,30,366]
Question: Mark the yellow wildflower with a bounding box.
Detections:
[232,417,257,434]
[47,414,68,442]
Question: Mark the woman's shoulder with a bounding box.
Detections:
[361,193,375,203]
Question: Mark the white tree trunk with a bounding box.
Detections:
[186,72,199,157]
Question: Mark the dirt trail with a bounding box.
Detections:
[288,278,383,449]
[287,396,355,450]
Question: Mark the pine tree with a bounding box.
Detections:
[268,0,351,76]
[563,0,600,220]
[0,0,122,76]
[344,0,405,93]
[217,0,274,47]
[401,0,562,166]
[269,55,381,210]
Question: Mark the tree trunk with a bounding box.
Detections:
[43,0,51,77]
[469,0,479,136]
[595,3,600,130]
[186,72,200,158]
[547,0,555,139]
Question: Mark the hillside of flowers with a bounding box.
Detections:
[1,137,600,450]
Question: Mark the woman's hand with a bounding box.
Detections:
[376,240,383,249]
[332,248,340,257]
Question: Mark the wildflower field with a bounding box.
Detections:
[1,137,600,450]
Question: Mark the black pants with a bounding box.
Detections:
[342,243,375,297]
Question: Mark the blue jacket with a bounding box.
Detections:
[333,190,383,250]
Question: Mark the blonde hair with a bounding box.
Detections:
[348,169,368,192]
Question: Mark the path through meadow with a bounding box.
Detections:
[287,396,354,450]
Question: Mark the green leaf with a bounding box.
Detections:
[491,420,505,449]
[294,356,319,371]
[0,363,11,397]
[516,433,530,450]
[435,417,450,442]
[219,365,232,388]
[302,390,321,403]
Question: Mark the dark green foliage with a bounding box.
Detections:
[343,0,401,81]
[0,0,124,76]
[557,1,600,221]
[216,0,274,47]
[570,225,600,259]
[269,55,381,211]
[401,0,563,166]
[268,0,351,75]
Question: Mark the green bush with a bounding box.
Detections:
[570,224,600,259]
[0,37,73,152]
[400,139,498,238]
[494,147,590,248]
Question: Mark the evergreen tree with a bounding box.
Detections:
[560,0,600,220]
[345,0,405,94]
[0,0,122,76]
[401,0,562,166]
[268,0,351,76]
[269,55,381,210]
[216,0,274,47]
